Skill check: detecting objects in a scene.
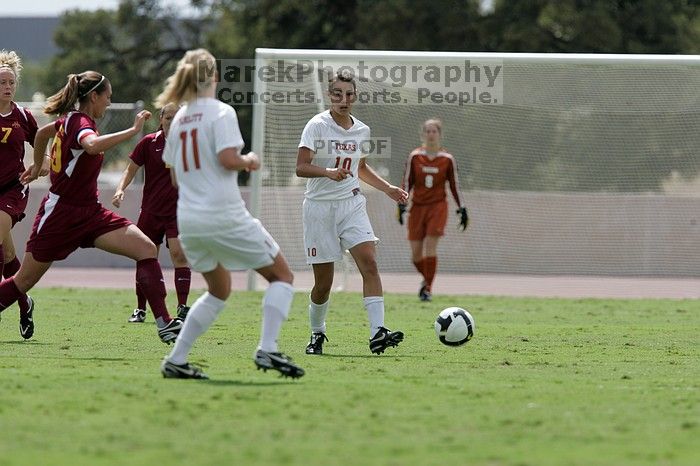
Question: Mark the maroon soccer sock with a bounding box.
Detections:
[424,256,437,292]
[135,281,147,310]
[174,267,191,306]
[3,256,20,278]
[136,258,171,322]
[413,258,426,281]
[2,257,30,316]
[0,278,23,312]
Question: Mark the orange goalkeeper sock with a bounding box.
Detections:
[424,256,437,292]
[413,258,426,281]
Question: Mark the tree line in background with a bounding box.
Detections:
[17,0,700,191]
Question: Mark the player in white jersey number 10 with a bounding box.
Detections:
[296,69,408,356]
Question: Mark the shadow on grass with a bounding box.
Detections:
[320,353,415,359]
[0,353,127,362]
[200,379,299,387]
[0,340,52,345]
[64,356,129,362]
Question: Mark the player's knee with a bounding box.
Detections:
[138,239,158,260]
[358,256,379,275]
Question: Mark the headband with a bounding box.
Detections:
[79,75,105,98]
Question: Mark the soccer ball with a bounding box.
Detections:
[434,307,475,346]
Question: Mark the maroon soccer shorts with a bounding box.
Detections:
[26,194,132,262]
[136,210,178,247]
[0,183,29,226]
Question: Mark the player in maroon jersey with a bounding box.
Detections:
[0,70,183,344]
[0,50,49,339]
[398,118,469,301]
[112,102,191,323]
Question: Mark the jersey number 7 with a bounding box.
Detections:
[180,129,201,171]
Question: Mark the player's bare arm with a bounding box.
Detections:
[168,167,178,188]
[219,147,260,171]
[20,156,50,184]
[296,146,352,181]
[81,110,151,155]
[358,158,408,203]
[22,122,56,184]
[112,161,140,207]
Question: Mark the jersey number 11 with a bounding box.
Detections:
[180,129,201,171]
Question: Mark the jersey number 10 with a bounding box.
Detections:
[180,129,201,171]
[334,156,352,171]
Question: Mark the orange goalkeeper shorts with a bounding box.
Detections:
[407,200,448,241]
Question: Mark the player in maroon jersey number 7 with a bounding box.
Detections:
[398,118,469,302]
[0,49,49,339]
[0,70,183,344]
[112,102,192,324]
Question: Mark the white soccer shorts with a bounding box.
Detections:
[179,217,280,273]
[302,194,378,264]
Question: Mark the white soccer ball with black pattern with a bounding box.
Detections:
[434,307,475,346]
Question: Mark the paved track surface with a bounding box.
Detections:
[38,267,699,299]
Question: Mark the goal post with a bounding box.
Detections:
[247,49,700,289]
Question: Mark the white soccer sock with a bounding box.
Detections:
[364,296,384,338]
[167,292,225,365]
[308,297,330,334]
[258,281,294,353]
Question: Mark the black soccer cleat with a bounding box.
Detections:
[254,350,305,379]
[161,359,208,379]
[158,317,183,344]
[419,289,432,302]
[19,295,34,340]
[369,327,404,355]
[305,332,328,355]
[128,308,147,323]
[176,304,190,320]
[419,281,433,302]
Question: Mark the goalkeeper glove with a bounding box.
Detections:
[397,203,407,225]
[457,207,469,231]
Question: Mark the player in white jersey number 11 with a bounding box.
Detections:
[158,48,304,380]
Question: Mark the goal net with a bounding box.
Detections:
[246,49,700,284]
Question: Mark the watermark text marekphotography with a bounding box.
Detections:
[204,59,503,106]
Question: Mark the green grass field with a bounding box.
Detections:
[1,288,698,466]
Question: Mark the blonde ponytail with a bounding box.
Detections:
[155,48,216,108]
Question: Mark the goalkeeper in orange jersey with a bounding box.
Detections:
[398,118,468,301]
